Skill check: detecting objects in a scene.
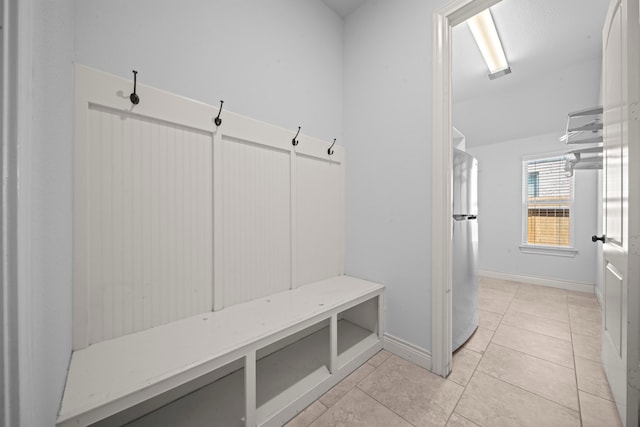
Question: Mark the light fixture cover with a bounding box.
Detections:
[467,9,510,76]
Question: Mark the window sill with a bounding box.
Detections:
[518,245,578,257]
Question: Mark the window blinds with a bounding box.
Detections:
[523,156,574,247]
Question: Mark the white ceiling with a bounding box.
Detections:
[453,0,608,104]
[453,0,610,146]
[322,0,610,147]
[321,0,369,18]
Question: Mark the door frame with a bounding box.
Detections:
[431,0,502,377]
[2,0,33,425]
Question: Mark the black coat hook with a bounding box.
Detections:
[292,126,301,146]
[215,100,224,127]
[130,70,140,105]
[328,138,336,155]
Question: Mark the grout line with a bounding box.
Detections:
[578,389,617,403]
[293,401,328,427]
[566,283,585,427]
[449,411,481,426]
[449,289,509,426]
[356,385,419,427]
[484,282,582,417]
[486,342,576,371]
[356,354,421,426]
[498,319,572,342]
[474,368,581,414]
[567,307,585,427]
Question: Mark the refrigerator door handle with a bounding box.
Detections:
[453,214,477,221]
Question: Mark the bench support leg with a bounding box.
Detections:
[330,314,338,374]
[245,351,256,427]
[377,294,384,340]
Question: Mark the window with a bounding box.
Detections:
[522,156,574,248]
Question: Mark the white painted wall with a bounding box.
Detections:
[467,133,598,285]
[75,0,344,143]
[20,1,343,425]
[343,0,447,351]
[25,0,75,425]
[343,1,601,353]
[20,2,603,423]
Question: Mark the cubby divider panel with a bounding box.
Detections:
[337,297,380,368]
[256,320,331,425]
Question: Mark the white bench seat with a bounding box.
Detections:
[57,275,384,427]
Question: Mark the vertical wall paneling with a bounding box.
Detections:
[74,65,346,349]
[296,155,343,286]
[220,135,292,307]
[290,150,299,289]
[84,106,214,344]
[74,66,217,349]
[213,130,224,311]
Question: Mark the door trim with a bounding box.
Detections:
[2,0,33,425]
[431,0,501,377]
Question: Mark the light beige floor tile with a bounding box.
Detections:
[310,388,412,427]
[502,309,571,341]
[575,356,614,400]
[492,324,574,368]
[476,344,579,410]
[320,362,375,407]
[508,298,570,323]
[357,355,464,426]
[478,310,502,331]
[462,327,494,354]
[449,348,482,386]
[579,391,623,427]
[479,277,519,296]
[570,315,601,338]
[285,401,327,427]
[572,333,601,362]
[446,412,480,427]
[517,283,568,298]
[569,305,602,338]
[567,292,600,309]
[513,292,568,314]
[367,350,392,368]
[569,305,602,324]
[455,371,580,427]
[478,288,514,314]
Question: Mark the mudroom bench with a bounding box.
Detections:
[62,66,380,427]
[57,275,384,427]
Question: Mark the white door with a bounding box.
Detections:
[601,0,640,425]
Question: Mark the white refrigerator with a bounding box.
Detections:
[452,149,479,351]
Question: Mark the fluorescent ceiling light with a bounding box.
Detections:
[467,9,511,79]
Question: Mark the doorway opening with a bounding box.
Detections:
[430,0,503,377]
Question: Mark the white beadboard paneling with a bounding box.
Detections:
[221,136,292,307]
[296,155,343,286]
[75,66,219,349]
[84,105,213,345]
[74,65,348,350]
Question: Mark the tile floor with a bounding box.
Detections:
[285,277,623,427]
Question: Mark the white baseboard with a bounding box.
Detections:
[595,286,603,306]
[479,270,595,294]
[383,333,432,371]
